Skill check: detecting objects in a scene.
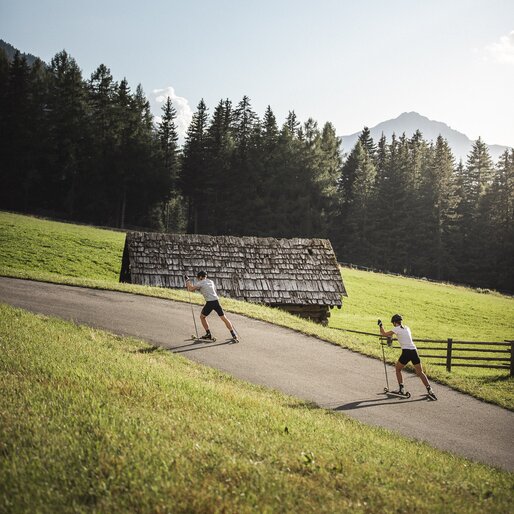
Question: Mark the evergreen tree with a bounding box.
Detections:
[202,99,234,234]
[358,126,376,160]
[157,96,183,232]
[229,96,260,234]
[336,139,376,263]
[284,110,300,137]
[0,52,32,209]
[46,50,88,217]
[455,138,494,282]
[120,83,169,230]
[86,64,118,223]
[251,105,281,235]
[181,99,209,233]
[417,136,457,278]
[24,57,51,211]
[478,149,514,289]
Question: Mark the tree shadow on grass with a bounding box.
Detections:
[478,374,513,384]
[133,346,162,354]
[286,401,320,410]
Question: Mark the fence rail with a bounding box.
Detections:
[334,326,514,375]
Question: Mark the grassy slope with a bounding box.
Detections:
[331,267,513,342]
[1,304,512,514]
[0,210,513,410]
[0,211,124,281]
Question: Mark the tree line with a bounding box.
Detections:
[335,129,513,292]
[0,48,512,291]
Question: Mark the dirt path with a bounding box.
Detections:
[1,276,513,471]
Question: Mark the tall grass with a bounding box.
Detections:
[1,304,512,513]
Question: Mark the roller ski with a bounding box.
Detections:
[380,339,411,397]
[384,385,411,399]
[426,387,438,400]
[192,332,217,342]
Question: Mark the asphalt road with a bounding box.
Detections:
[1,276,513,471]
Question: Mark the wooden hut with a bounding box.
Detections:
[120,232,347,324]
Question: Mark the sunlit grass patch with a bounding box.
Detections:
[1,304,513,513]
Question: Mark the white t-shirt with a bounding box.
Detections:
[391,325,417,350]
[195,278,219,302]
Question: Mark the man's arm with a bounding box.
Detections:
[185,276,198,292]
[378,319,395,337]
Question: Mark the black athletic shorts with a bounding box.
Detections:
[201,300,224,317]
[399,349,421,365]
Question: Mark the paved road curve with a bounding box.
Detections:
[1,276,513,471]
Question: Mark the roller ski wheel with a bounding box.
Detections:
[385,388,411,399]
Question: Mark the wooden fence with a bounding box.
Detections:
[336,327,514,376]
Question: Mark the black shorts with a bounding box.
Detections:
[398,349,421,365]
[201,300,224,317]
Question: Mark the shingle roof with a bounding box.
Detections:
[120,232,346,307]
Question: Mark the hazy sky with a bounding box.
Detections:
[1,0,513,145]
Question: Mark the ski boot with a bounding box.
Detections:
[229,330,239,343]
[385,385,411,399]
[426,386,438,400]
[193,332,217,342]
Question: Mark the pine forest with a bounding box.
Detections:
[0,49,513,292]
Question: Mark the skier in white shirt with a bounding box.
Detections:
[185,270,238,341]
[379,314,436,399]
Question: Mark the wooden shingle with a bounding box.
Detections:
[120,232,347,324]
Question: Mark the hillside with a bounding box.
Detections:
[0,39,40,66]
[341,111,511,162]
[1,211,513,410]
[2,304,512,512]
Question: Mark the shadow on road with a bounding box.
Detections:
[169,338,239,353]
[334,394,428,411]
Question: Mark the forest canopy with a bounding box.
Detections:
[0,48,512,292]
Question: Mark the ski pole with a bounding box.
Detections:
[184,275,199,339]
[381,342,390,392]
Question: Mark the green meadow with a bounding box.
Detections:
[0,211,513,410]
[1,304,513,513]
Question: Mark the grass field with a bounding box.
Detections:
[0,210,513,411]
[1,304,512,513]
[331,267,513,342]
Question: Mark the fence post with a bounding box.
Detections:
[446,338,453,372]
[510,341,514,377]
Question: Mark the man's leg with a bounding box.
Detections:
[414,363,430,388]
[200,313,210,332]
[395,361,405,387]
[220,314,234,332]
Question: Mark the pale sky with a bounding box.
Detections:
[1,0,513,146]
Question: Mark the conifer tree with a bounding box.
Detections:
[157,96,183,232]
[230,96,259,234]
[0,52,32,210]
[181,99,209,233]
[122,83,169,230]
[358,126,376,160]
[417,136,457,278]
[46,50,88,217]
[455,138,494,282]
[478,149,514,289]
[203,99,234,234]
[337,140,376,263]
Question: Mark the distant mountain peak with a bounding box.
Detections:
[341,112,511,162]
